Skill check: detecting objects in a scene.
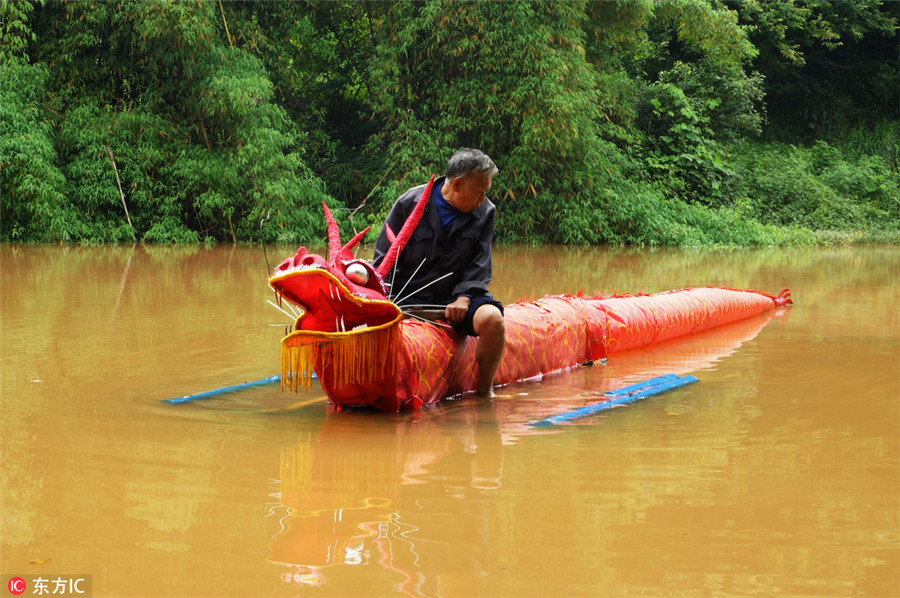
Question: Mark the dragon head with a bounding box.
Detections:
[268,207,398,336]
[268,176,435,395]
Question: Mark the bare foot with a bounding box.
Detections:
[475,387,496,399]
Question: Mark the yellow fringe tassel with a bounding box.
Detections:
[280,322,400,393]
[281,339,320,392]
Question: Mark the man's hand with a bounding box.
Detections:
[445,296,471,322]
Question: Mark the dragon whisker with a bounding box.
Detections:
[388,253,399,298]
[394,271,455,307]
[389,257,427,303]
[399,303,449,309]
[267,299,298,322]
[403,312,453,329]
[282,301,302,317]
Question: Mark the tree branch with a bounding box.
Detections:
[105,145,137,242]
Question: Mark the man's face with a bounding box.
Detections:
[450,173,493,213]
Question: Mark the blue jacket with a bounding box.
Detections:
[372,176,496,307]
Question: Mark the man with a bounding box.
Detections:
[373,148,505,397]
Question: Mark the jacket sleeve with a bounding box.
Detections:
[450,206,495,298]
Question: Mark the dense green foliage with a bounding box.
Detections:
[2,0,898,245]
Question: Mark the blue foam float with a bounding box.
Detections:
[163,375,282,405]
[529,373,699,426]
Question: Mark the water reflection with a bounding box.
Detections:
[267,310,781,594]
[270,400,500,596]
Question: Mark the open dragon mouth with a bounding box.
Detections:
[269,266,402,335]
[268,257,403,395]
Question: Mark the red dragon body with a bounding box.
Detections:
[269,185,791,411]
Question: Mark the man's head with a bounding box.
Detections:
[442,148,498,213]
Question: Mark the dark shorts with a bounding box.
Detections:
[450,296,504,337]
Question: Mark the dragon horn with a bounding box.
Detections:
[322,202,341,265]
[338,226,372,261]
[376,174,435,278]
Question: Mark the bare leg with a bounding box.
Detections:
[472,304,505,397]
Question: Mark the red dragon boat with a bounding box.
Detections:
[268,188,792,411]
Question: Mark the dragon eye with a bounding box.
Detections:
[345,262,370,285]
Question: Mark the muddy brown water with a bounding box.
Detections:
[2,244,898,597]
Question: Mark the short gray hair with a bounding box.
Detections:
[445,148,498,180]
